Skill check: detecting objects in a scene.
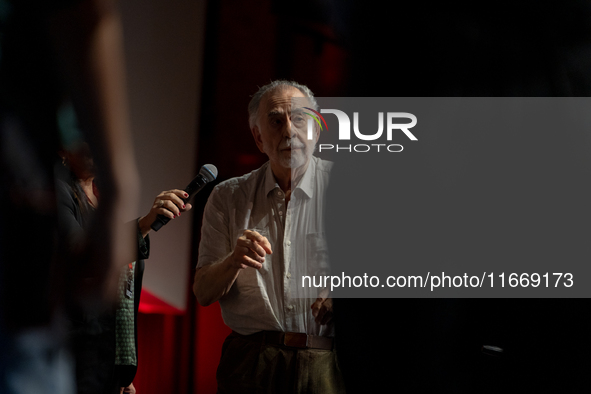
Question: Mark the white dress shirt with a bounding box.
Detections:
[197,156,333,336]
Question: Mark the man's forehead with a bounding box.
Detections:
[261,87,307,113]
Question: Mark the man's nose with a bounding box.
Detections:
[282,117,295,138]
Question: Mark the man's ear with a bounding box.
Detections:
[251,125,265,153]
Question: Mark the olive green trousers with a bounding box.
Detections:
[216,331,346,394]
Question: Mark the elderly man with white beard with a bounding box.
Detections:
[193,80,345,393]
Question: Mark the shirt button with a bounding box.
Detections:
[287,305,294,311]
[286,241,291,246]
[286,273,291,279]
[277,191,282,197]
[278,210,283,216]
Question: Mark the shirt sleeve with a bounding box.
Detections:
[197,185,232,268]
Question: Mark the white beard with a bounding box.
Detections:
[278,138,309,169]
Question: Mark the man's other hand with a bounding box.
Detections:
[231,229,273,269]
[311,294,333,325]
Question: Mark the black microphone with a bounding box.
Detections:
[150,164,218,231]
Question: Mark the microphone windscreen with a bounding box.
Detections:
[200,164,218,182]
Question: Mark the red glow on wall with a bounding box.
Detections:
[139,289,184,315]
[134,293,230,394]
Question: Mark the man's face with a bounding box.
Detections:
[251,87,319,172]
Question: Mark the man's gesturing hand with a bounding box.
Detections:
[231,230,273,269]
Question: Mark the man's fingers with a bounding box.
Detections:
[243,230,273,254]
[237,254,263,269]
[233,231,272,270]
[242,246,265,264]
[311,296,332,325]
[236,237,267,260]
[311,296,325,306]
[232,242,265,269]
[244,256,263,269]
[315,305,327,323]
[243,229,265,242]
[259,237,273,254]
[311,297,323,316]
[320,310,333,325]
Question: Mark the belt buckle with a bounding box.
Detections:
[283,332,308,348]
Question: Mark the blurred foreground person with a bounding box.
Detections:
[56,143,192,394]
[0,0,140,392]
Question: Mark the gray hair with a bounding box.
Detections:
[248,80,318,129]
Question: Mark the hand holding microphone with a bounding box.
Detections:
[138,164,218,236]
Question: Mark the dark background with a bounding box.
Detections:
[332,1,591,393]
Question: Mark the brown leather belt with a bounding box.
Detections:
[235,330,334,350]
